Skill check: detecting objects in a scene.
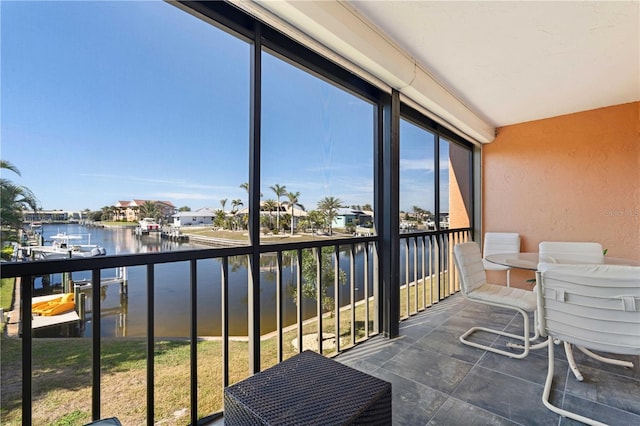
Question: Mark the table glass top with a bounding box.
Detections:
[485,252,640,270]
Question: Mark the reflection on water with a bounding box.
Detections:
[36,224,438,338]
[34,225,367,337]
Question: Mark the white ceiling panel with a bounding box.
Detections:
[347,1,639,127]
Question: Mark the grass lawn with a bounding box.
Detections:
[0,322,369,425]
[1,268,451,425]
[1,278,14,311]
[1,278,15,335]
[99,221,139,227]
[180,227,359,244]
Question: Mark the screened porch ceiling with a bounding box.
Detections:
[232,1,639,144]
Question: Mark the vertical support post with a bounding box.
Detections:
[316,248,323,354]
[189,259,198,426]
[222,257,230,388]
[350,244,356,345]
[91,269,102,421]
[333,244,340,353]
[248,21,262,374]
[121,267,128,295]
[364,242,370,337]
[22,275,33,425]
[377,89,400,338]
[276,251,283,362]
[146,264,155,425]
[296,249,303,353]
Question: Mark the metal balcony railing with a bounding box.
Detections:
[1,228,470,424]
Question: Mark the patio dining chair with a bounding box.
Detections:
[536,262,640,425]
[537,241,627,380]
[538,241,604,264]
[482,232,520,287]
[453,242,543,359]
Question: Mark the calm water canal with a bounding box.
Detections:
[35,224,383,338]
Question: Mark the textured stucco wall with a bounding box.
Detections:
[449,142,472,229]
[482,102,639,286]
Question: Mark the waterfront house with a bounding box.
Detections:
[171,207,218,227]
[22,209,87,223]
[235,202,307,231]
[331,208,358,229]
[332,208,374,230]
[2,1,637,425]
[113,200,176,223]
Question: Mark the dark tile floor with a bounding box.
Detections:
[335,292,640,425]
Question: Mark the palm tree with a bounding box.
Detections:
[214,209,226,228]
[240,182,262,199]
[139,201,159,221]
[269,184,287,232]
[317,196,344,236]
[262,199,278,229]
[220,198,227,213]
[100,205,114,221]
[301,210,325,234]
[1,160,38,243]
[231,199,243,213]
[231,199,243,230]
[286,191,303,235]
[412,205,426,223]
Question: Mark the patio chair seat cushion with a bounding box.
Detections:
[468,283,537,311]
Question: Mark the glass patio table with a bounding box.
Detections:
[485,252,640,270]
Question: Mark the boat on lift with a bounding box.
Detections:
[25,232,107,260]
[135,217,161,235]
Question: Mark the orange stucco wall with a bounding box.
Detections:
[483,102,639,285]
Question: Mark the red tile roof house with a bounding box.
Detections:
[113,200,175,222]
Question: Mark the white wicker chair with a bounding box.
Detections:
[453,242,542,358]
[482,232,520,287]
[536,263,640,425]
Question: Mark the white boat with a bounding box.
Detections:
[26,232,107,260]
[138,218,161,232]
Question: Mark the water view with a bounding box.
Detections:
[31,224,445,338]
[33,224,381,338]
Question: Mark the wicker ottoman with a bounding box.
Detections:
[224,350,391,425]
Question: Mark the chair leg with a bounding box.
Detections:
[577,346,635,369]
[505,310,548,352]
[542,338,609,426]
[563,343,633,382]
[506,269,511,287]
[564,342,584,381]
[459,301,539,359]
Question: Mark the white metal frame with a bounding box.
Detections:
[482,232,520,287]
[454,242,545,359]
[537,263,640,425]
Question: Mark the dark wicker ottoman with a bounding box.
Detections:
[224,350,392,425]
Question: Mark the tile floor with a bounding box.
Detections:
[335,292,640,425]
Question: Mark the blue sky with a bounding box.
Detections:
[2,0,438,213]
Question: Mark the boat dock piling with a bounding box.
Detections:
[72,267,128,295]
[160,226,189,241]
[5,268,129,338]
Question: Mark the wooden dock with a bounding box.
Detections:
[161,227,189,241]
[5,291,80,337]
[31,294,80,330]
[5,271,128,337]
[73,275,127,292]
